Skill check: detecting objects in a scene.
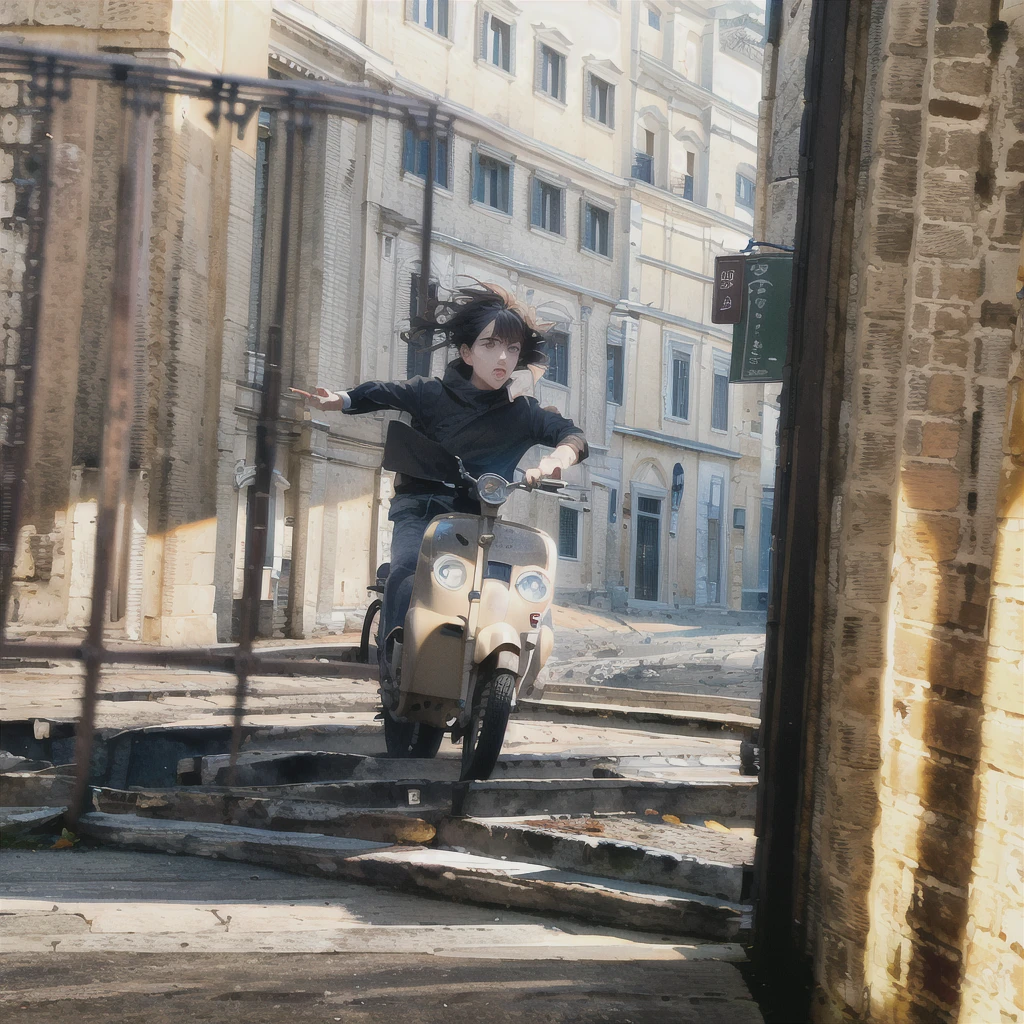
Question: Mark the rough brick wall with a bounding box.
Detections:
[782,1,1024,1021]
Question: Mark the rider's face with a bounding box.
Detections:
[461,319,522,390]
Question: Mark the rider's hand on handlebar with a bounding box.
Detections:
[523,456,565,488]
[289,386,347,411]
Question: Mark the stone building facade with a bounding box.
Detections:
[2,0,771,640]
[754,0,1023,1021]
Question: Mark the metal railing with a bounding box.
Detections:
[0,43,447,824]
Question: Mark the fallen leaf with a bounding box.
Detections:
[51,838,75,850]
[644,808,659,816]
[704,820,731,832]
[661,814,681,825]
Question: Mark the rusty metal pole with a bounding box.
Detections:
[227,110,299,779]
[67,99,155,828]
[417,106,436,320]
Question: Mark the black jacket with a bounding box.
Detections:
[345,359,589,495]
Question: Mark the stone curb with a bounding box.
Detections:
[520,697,759,734]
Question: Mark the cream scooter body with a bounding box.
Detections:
[396,513,556,729]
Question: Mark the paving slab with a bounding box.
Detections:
[76,813,750,941]
[521,696,759,734]
[0,805,66,838]
[540,683,761,718]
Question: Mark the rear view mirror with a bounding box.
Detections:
[382,420,465,485]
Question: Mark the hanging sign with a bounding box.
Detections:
[728,254,792,383]
[711,254,747,324]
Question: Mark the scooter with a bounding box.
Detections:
[369,420,564,780]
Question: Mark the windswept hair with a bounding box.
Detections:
[401,281,550,371]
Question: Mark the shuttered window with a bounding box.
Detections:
[530,177,564,234]
[586,74,614,127]
[712,367,730,431]
[402,127,450,189]
[671,352,690,419]
[472,149,512,213]
[582,203,611,257]
[546,329,570,386]
[558,506,579,559]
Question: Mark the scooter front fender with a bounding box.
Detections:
[473,620,520,670]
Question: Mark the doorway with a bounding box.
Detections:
[633,495,662,601]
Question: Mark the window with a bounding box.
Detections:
[408,0,450,37]
[633,128,654,183]
[558,505,580,559]
[587,74,614,126]
[712,365,730,431]
[736,172,755,210]
[546,329,569,386]
[583,202,611,257]
[682,151,695,201]
[530,177,564,234]
[408,273,439,378]
[472,150,512,213]
[402,127,450,188]
[245,109,272,387]
[539,45,565,101]
[647,6,661,29]
[670,350,690,419]
[485,15,512,71]
[609,488,618,524]
[606,342,623,404]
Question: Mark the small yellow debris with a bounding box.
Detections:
[704,820,731,832]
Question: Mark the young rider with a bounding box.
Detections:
[292,282,589,656]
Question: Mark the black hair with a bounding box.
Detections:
[401,282,548,371]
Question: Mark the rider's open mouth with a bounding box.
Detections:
[493,369,507,379]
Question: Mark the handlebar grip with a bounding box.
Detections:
[538,478,565,493]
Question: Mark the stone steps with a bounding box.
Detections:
[436,816,753,903]
[76,812,751,942]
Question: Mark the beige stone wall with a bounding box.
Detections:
[754,0,1024,1020]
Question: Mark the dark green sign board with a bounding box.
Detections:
[728,255,792,383]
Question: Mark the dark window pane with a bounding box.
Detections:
[547,330,569,386]
[648,7,661,28]
[672,354,690,419]
[437,0,448,36]
[712,370,729,430]
[558,505,579,558]
[632,151,653,183]
[735,173,755,209]
[606,344,623,404]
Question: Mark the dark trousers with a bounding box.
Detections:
[383,494,461,642]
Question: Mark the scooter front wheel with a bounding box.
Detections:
[460,670,515,781]
[383,708,445,759]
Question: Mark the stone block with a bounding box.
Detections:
[32,1,101,27]
[151,613,219,647]
[989,596,1024,652]
[0,1,31,25]
[937,266,982,302]
[932,60,993,98]
[979,301,1016,331]
[934,307,970,334]
[1007,140,1024,173]
[979,711,1024,772]
[896,691,982,761]
[917,223,974,260]
[997,464,1024,519]
[843,548,892,602]
[906,877,970,950]
[881,55,927,104]
[854,429,899,479]
[933,25,989,57]
[932,335,972,369]
[886,0,929,47]
[860,319,906,372]
[927,127,983,169]
[830,709,884,770]
[860,371,901,423]
[920,171,977,222]
[828,764,882,830]
[936,0,998,24]
[863,265,910,318]
[891,745,979,822]
[0,83,19,108]
[893,626,987,695]
[876,157,920,204]
[925,374,967,414]
[849,490,896,546]
[874,210,915,262]
[162,583,216,618]
[977,771,1023,832]
[100,0,171,32]
[990,528,1022,587]
[901,464,961,511]
[919,421,961,459]
[878,107,922,162]
[822,872,871,941]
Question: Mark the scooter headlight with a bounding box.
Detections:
[476,473,509,506]
[515,570,551,604]
[433,555,468,591]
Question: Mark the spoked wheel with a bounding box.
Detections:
[383,708,445,758]
[358,599,382,664]
[460,669,515,781]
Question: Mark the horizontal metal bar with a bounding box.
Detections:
[0,642,376,679]
[0,42,452,128]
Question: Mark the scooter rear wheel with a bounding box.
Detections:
[383,708,445,759]
[460,670,515,781]
[358,599,382,664]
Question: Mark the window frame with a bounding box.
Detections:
[471,143,514,216]
[711,356,731,433]
[544,326,571,388]
[664,335,694,424]
[558,504,581,561]
[537,43,567,104]
[478,6,517,75]
[735,171,756,211]
[401,125,453,191]
[585,71,615,128]
[406,0,452,39]
[529,172,566,236]
[647,5,661,29]
[581,198,613,259]
[606,322,625,406]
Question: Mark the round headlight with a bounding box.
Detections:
[476,473,509,505]
[433,555,468,591]
[515,570,551,604]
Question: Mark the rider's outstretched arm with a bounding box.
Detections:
[292,378,430,417]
